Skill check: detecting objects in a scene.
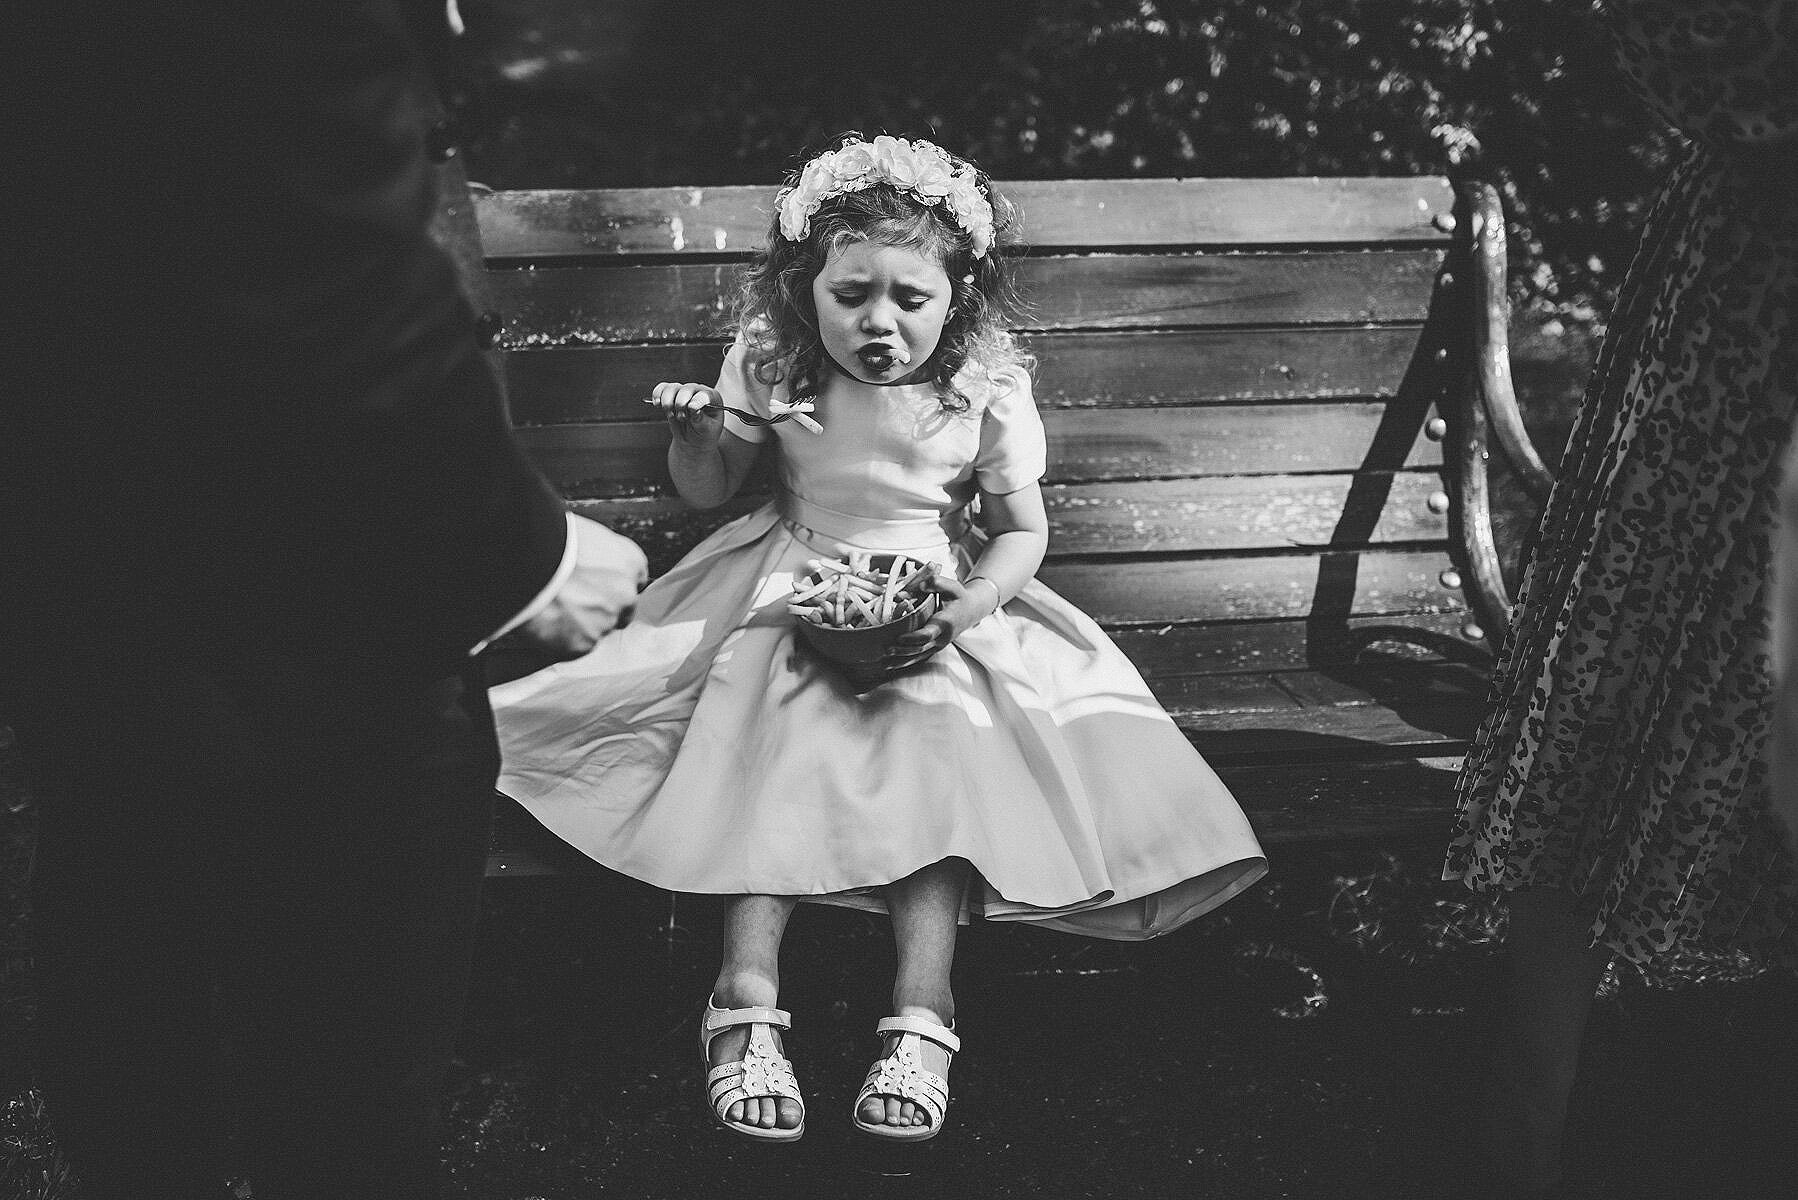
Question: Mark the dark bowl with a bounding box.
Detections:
[792,554,939,691]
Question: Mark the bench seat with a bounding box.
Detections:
[451,175,1549,878]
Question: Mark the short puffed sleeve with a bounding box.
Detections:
[973,370,1048,496]
[712,335,779,443]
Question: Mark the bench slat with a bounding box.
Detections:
[1041,473,1448,552]
[501,327,1436,425]
[1029,327,1434,407]
[1038,549,1463,626]
[1216,756,1461,844]
[514,402,1444,494]
[489,250,1446,346]
[555,472,1447,561]
[474,177,1456,260]
[1111,614,1483,677]
[1042,478,1445,554]
[1044,404,1442,479]
[1186,703,1471,764]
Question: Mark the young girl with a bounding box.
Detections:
[491,135,1268,1144]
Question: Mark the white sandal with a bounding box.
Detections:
[851,1014,960,1142]
[699,998,806,1142]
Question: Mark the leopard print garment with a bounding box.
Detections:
[1444,0,1798,967]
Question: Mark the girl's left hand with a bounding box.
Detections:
[884,572,1000,671]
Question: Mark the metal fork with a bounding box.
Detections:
[642,398,804,427]
[701,403,799,427]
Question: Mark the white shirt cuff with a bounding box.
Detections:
[467,510,580,656]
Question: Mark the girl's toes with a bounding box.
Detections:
[885,1097,908,1128]
[858,1094,887,1126]
[757,1097,780,1128]
[777,1097,803,1130]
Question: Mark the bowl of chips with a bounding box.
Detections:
[788,551,940,690]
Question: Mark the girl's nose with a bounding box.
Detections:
[860,301,897,335]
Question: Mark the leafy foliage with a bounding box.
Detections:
[452,0,1680,319]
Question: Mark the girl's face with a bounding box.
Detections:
[811,240,955,386]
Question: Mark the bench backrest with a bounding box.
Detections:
[473,177,1480,685]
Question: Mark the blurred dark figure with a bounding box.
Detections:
[1,3,644,1198]
[1443,1,1798,1196]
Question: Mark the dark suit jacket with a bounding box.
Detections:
[4,1,566,682]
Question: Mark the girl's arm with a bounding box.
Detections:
[653,381,762,509]
[888,481,1049,667]
[958,482,1050,612]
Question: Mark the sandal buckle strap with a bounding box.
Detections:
[703,1003,792,1036]
[874,1015,959,1054]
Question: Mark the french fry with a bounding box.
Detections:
[848,590,880,626]
[892,563,934,593]
[880,556,907,622]
[790,574,840,603]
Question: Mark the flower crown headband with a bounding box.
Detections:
[775,135,996,259]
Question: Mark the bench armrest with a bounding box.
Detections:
[1465,182,1554,503]
[1446,180,1558,646]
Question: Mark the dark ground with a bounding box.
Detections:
[7,820,1795,1200]
[436,850,1797,1200]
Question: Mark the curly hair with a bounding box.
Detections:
[732,139,1031,413]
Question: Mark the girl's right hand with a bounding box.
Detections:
[649,381,725,449]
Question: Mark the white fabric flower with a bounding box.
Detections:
[775,136,996,257]
[911,155,956,200]
[830,141,877,182]
[867,137,909,186]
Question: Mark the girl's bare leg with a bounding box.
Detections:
[709,893,802,1131]
[1480,886,1613,1196]
[859,857,969,1129]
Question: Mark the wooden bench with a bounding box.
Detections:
[451,174,1556,876]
